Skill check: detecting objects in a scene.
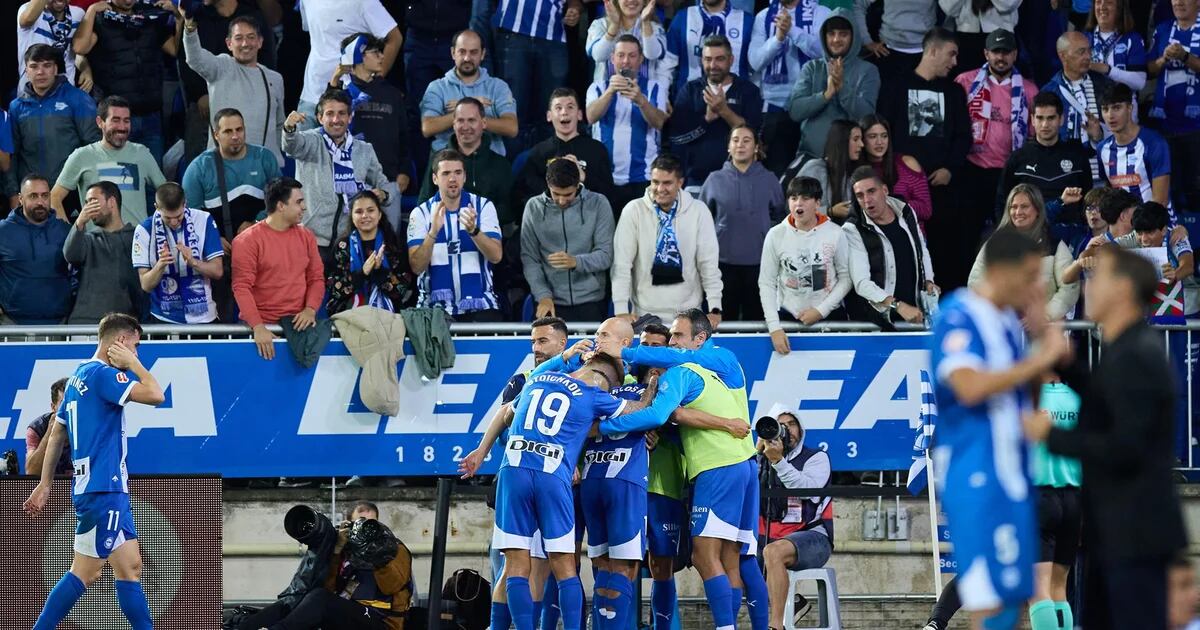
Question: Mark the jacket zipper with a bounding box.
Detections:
[562,203,574,304]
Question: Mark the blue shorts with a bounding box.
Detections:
[493,467,576,554]
[74,492,138,559]
[647,492,686,558]
[581,478,646,560]
[691,458,759,554]
[941,459,1036,610]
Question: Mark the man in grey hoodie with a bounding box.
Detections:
[520,158,615,322]
[786,8,880,161]
[63,181,143,324]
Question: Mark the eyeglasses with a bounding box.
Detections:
[1084,205,1100,214]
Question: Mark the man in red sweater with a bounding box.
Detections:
[232,177,325,360]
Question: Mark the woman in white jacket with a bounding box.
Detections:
[759,176,852,355]
[585,0,675,86]
[968,183,1080,320]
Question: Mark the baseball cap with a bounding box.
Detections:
[985,29,1017,52]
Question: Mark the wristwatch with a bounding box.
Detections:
[709,308,722,316]
[469,224,481,236]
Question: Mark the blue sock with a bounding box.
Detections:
[507,577,535,630]
[608,573,635,630]
[702,575,735,630]
[592,569,613,627]
[114,579,153,630]
[729,586,743,626]
[542,573,560,629]
[740,556,769,630]
[532,600,543,629]
[34,572,86,630]
[650,579,677,630]
[492,600,514,630]
[558,576,584,630]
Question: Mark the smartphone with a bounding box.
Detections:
[618,68,636,81]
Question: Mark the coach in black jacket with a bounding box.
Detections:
[1026,245,1187,630]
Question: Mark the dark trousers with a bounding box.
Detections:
[496,30,567,154]
[239,589,389,630]
[1167,130,1200,214]
[554,300,608,322]
[719,262,764,321]
[761,109,802,177]
[926,575,961,627]
[927,163,999,292]
[454,308,505,323]
[610,182,648,220]
[405,31,456,179]
[1084,555,1168,630]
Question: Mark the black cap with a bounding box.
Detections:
[985,29,1017,52]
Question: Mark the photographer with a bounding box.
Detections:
[238,507,413,630]
[757,410,834,630]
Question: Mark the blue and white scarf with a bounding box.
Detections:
[762,1,812,85]
[700,2,731,37]
[905,369,937,495]
[966,63,1028,151]
[651,201,683,284]
[427,193,495,313]
[1150,21,1200,121]
[1091,29,1120,64]
[37,10,75,50]
[1056,75,1095,144]
[151,210,209,322]
[321,129,365,203]
[349,229,393,311]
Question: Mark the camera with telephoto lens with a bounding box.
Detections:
[284,504,334,547]
[754,415,796,451]
[0,450,18,476]
[346,518,401,570]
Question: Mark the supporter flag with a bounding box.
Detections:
[906,370,937,495]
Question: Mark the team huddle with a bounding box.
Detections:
[459,310,765,630]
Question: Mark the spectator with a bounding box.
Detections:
[996,91,1094,225]
[1148,0,1200,213]
[6,45,99,210]
[419,30,518,157]
[325,190,417,315]
[402,0,471,145]
[1097,82,1172,208]
[953,29,1039,264]
[1112,201,1196,317]
[182,108,281,253]
[1087,0,1149,92]
[231,177,325,361]
[786,8,879,164]
[17,0,87,92]
[492,0,581,152]
[63,180,142,324]
[0,174,71,325]
[748,0,823,175]
[180,6,285,167]
[515,88,615,212]
[866,0,937,92]
[296,0,400,128]
[407,148,504,321]
[1043,30,1111,184]
[968,184,1080,320]
[669,34,763,188]
[52,95,167,228]
[417,98,515,229]
[760,176,851,354]
[520,157,615,321]
[877,27,970,290]
[938,0,1020,74]
[132,182,225,324]
[795,118,863,221]
[859,113,932,232]
[330,34,412,229]
[73,0,180,163]
[24,377,71,476]
[586,0,672,86]
[282,89,389,264]
[759,410,833,630]
[1062,188,1140,285]
[1170,556,1200,630]
[700,125,784,321]
[585,35,669,216]
[842,166,933,327]
[611,153,722,323]
[665,0,753,94]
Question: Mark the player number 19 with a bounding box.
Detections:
[522,389,570,437]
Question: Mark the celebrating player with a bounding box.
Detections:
[23,313,167,630]
[931,231,1071,630]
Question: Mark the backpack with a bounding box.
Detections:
[440,568,491,630]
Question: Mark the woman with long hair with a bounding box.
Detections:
[795,119,864,222]
[967,184,1080,320]
[859,114,933,231]
[585,0,673,86]
[325,191,416,315]
[1085,0,1148,91]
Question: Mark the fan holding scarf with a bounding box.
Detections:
[282,88,389,267]
[326,190,416,315]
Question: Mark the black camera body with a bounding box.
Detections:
[754,416,796,451]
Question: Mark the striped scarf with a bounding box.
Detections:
[905,369,938,495]
[762,1,811,85]
[965,64,1028,151]
[425,193,494,313]
[1150,21,1200,121]
[348,230,393,311]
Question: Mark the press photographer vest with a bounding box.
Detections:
[678,362,756,479]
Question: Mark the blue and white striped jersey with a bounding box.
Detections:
[1097,126,1172,216]
[586,77,667,185]
[496,0,568,43]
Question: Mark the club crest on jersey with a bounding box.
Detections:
[1060,160,1073,172]
[116,372,129,384]
[104,537,114,549]
[942,329,971,354]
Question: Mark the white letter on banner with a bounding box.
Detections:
[748,350,854,430]
[840,349,930,429]
[298,356,382,434]
[384,354,491,434]
[8,359,82,439]
[126,358,217,437]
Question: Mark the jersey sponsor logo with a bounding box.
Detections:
[1060,160,1073,172]
[116,372,128,384]
[1107,172,1142,188]
[583,449,629,465]
[507,437,564,463]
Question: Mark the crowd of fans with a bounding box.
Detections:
[0,0,1198,340]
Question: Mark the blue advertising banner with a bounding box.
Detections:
[0,333,932,477]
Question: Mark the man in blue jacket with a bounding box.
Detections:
[0,173,72,324]
[5,44,99,209]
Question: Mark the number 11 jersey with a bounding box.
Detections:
[57,359,137,497]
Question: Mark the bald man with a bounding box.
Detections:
[1042,31,1113,178]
